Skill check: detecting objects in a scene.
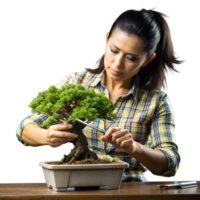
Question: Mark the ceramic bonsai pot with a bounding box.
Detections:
[39,160,129,192]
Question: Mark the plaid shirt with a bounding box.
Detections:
[16,69,180,181]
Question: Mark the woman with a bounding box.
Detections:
[16,9,182,181]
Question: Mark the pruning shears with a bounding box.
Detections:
[64,119,106,135]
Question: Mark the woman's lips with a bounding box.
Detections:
[110,68,123,75]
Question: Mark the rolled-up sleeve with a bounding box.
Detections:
[16,112,49,145]
[150,93,181,177]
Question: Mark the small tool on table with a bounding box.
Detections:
[158,181,197,189]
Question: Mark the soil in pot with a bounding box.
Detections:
[50,158,119,165]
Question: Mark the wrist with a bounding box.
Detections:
[40,128,48,146]
[131,141,142,157]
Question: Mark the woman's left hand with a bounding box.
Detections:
[100,127,138,155]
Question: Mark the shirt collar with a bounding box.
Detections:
[90,68,140,103]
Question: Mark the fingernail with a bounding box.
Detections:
[73,134,78,138]
[68,125,72,128]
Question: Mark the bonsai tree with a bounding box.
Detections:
[29,84,117,164]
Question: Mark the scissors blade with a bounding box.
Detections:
[75,118,106,134]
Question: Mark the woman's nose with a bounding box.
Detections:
[114,54,124,68]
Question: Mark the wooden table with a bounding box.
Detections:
[0,181,199,200]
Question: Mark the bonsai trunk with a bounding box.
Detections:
[63,121,98,164]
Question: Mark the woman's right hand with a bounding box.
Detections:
[44,124,78,147]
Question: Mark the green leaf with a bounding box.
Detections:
[100,155,114,162]
[99,155,120,162]
[70,149,75,155]
[113,157,120,161]
[53,113,61,119]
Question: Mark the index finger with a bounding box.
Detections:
[105,127,121,138]
[51,124,73,131]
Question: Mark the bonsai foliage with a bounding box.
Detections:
[29,84,117,128]
[29,84,118,163]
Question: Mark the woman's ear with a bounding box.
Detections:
[142,53,156,67]
[106,32,109,43]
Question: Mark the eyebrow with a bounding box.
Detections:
[111,43,140,56]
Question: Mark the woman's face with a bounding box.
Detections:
[104,28,149,84]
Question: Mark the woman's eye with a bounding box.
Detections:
[111,49,136,61]
[111,49,117,53]
[129,58,137,61]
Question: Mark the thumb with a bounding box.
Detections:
[100,135,107,142]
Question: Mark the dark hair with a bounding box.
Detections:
[86,9,183,90]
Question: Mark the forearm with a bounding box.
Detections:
[132,142,168,174]
[21,123,47,146]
